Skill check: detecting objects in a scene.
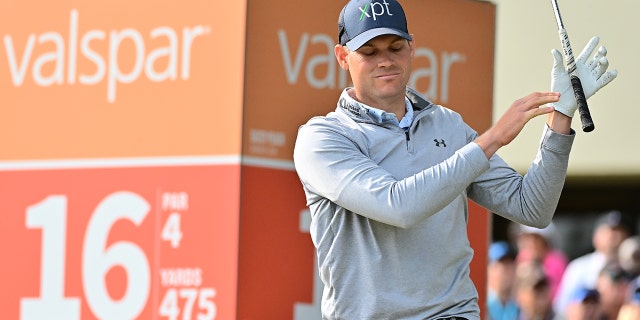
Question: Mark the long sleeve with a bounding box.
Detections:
[294,116,489,228]
[468,125,575,228]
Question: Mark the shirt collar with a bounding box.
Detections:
[340,88,414,129]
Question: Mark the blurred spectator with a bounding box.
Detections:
[617,279,640,320]
[618,236,640,278]
[565,287,602,320]
[597,260,634,320]
[617,303,640,320]
[515,222,568,301]
[487,241,519,320]
[514,260,555,320]
[555,210,632,316]
[627,277,640,302]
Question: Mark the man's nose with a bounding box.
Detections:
[377,50,394,67]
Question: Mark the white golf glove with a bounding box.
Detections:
[551,36,618,118]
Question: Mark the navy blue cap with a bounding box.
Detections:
[338,0,412,50]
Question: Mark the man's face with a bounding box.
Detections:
[335,34,414,107]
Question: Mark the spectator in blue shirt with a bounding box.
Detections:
[487,241,519,320]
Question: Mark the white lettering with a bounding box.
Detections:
[306,34,338,89]
[358,6,370,18]
[181,26,208,80]
[278,30,308,85]
[67,9,78,84]
[278,30,348,89]
[360,0,393,21]
[382,0,392,15]
[32,32,65,86]
[409,48,465,103]
[1,9,211,103]
[146,27,178,82]
[440,51,465,103]
[161,192,189,211]
[4,34,36,86]
[370,2,386,20]
[410,48,438,100]
[250,129,286,147]
[160,268,203,287]
[79,30,106,85]
[278,30,465,102]
[108,29,145,103]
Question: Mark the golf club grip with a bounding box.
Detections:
[570,75,594,132]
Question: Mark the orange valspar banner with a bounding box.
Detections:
[243,0,495,162]
[0,1,246,160]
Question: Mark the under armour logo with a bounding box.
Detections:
[434,139,446,147]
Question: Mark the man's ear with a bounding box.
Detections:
[334,44,349,71]
[408,35,415,57]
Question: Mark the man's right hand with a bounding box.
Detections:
[475,92,559,159]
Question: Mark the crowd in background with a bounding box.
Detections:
[487,210,640,320]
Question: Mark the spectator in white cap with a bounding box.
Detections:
[619,237,640,314]
[618,235,640,278]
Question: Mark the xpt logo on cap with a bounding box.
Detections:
[338,0,411,51]
[358,0,394,21]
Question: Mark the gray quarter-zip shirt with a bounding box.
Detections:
[293,87,574,320]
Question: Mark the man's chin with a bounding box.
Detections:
[376,85,407,98]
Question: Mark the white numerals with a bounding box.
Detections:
[82,191,151,320]
[161,213,183,248]
[159,288,217,320]
[20,192,151,320]
[21,196,81,320]
[161,192,188,249]
[19,191,216,320]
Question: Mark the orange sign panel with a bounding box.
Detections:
[0,2,246,160]
[242,0,495,161]
[0,165,241,320]
[240,0,495,318]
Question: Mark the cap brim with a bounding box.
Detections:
[345,28,411,51]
